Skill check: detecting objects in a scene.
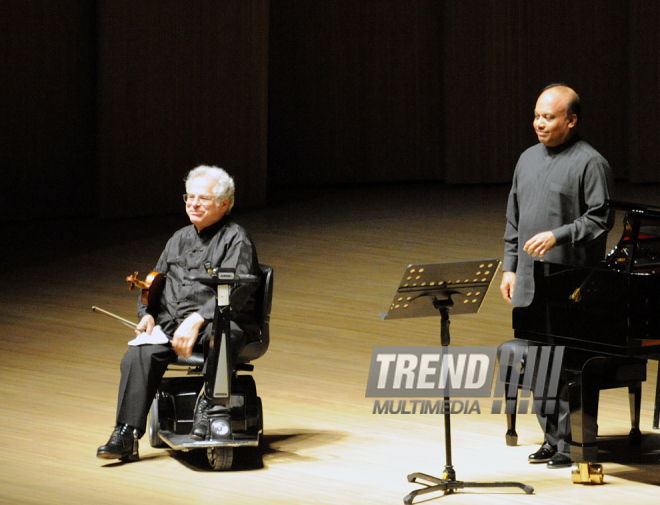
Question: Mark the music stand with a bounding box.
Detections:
[382,260,534,503]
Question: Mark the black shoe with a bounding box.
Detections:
[97,424,140,461]
[190,393,209,441]
[528,444,556,463]
[546,452,572,469]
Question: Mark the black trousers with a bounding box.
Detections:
[537,376,571,456]
[114,324,245,435]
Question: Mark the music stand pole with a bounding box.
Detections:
[381,260,533,504]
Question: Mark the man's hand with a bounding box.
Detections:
[171,313,205,359]
[523,231,557,258]
[135,314,156,335]
[500,271,516,303]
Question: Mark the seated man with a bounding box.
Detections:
[97,165,260,461]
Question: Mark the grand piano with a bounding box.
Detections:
[512,200,660,482]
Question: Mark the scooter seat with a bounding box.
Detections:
[175,353,205,367]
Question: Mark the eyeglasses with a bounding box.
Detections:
[183,193,218,205]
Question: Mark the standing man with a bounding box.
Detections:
[500,84,615,468]
[97,165,260,461]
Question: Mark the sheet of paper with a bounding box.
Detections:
[127,325,170,346]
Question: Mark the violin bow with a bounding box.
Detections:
[91,306,137,329]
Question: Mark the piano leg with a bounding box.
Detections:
[567,368,604,484]
[566,369,599,463]
[565,354,646,484]
[497,339,529,447]
[654,368,660,430]
[505,381,519,446]
[629,383,642,444]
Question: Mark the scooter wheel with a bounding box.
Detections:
[207,446,234,471]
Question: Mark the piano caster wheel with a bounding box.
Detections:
[571,462,604,484]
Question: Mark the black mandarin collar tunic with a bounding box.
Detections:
[503,135,615,307]
[138,215,260,340]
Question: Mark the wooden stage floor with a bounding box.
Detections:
[1,182,660,504]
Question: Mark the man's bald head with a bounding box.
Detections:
[533,84,580,147]
[542,83,581,123]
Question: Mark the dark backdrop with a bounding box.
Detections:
[2,0,659,223]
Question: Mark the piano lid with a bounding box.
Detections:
[607,199,660,217]
[512,261,660,357]
[512,200,660,357]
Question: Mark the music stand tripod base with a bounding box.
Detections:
[405,474,534,504]
[383,260,534,503]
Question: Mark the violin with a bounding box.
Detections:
[126,271,166,309]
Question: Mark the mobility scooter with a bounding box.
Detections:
[96,263,272,470]
[148,263,272,470]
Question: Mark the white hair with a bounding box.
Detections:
[185,165,235,213]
